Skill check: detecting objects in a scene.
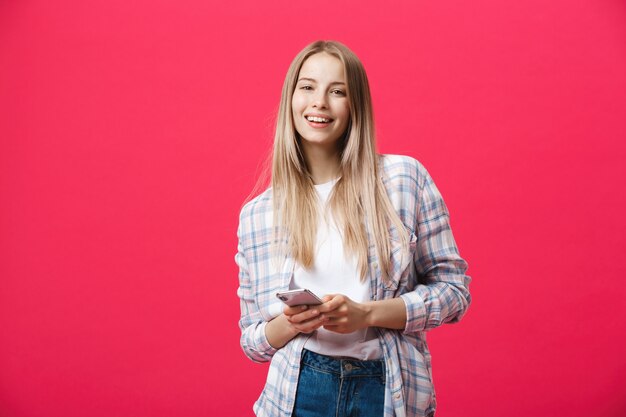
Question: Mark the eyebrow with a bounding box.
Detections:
[297,77,346,86]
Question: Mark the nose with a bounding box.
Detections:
[312,90,328,108]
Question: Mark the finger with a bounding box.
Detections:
[284,305,308,316]
[322,314,345,323]
[318,295,345,313]
[294,315,327,333]
[287,307,321,324]
[319,304,348,319]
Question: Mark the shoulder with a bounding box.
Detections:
[237,188,274,234]
[379,154,428,188]
[240,187,273,216]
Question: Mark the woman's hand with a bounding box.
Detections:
[283,304,328,334]
[317,294,372,334]
[266,295,407,348]
[318,295,408,333]
[265,305,326,349]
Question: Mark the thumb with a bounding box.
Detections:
[322,294,335,303]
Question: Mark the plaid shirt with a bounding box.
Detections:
[236,154,471,417]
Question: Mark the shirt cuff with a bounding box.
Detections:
[400,291,427,334]
[255,320,279,357]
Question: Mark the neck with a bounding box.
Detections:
[302,142,341,185]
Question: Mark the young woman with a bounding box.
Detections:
[236,40,471,417]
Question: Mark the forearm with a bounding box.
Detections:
[264,314,300,349]
[363,297,407,330]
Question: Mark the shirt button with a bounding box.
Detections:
[372,262,378,269]
[394,393,401,400]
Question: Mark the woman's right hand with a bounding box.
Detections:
[265,305,327,349]
[283,305,327,334]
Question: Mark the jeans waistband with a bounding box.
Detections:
[301,349,385,378]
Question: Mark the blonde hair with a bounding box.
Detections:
[271,40,408,282]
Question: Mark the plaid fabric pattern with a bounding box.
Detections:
[236,154,471,417]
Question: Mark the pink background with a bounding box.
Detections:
[1,1,625,416]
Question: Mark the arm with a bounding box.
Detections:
[236,216,328,357]
[319,162,470,334]
[399,164,471,333]
[317,295,407,333]
[264,314,300,349]
[236,235,279,363]
[265,305,327,348]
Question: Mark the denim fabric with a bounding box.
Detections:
[293,349,385,417]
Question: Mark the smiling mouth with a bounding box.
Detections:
[305,116,333,123]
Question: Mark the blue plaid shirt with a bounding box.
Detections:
[236,154,471,417]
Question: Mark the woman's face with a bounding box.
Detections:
[291,52,351,152]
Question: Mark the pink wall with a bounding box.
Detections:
[1,1,625,416]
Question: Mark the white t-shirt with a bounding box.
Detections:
[290,178,382,360]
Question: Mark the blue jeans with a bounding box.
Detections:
[293,349,385,417]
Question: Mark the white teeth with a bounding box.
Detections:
[306,116,331,123]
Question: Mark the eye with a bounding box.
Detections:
[331,89,346,96]
[299,85,313,91]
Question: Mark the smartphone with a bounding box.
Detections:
[276,289,323,307]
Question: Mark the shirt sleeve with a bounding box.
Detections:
[399,165,471,334]
[235,216,278,363]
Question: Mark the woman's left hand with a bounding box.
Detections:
[318,294,371,334]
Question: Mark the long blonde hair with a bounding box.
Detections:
[271,40,408,282]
